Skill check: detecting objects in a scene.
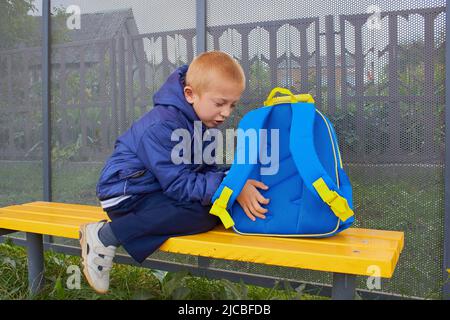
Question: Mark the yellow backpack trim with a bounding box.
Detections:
[209,186,235,229]
[263,87,315,106]
[312,177,354,222]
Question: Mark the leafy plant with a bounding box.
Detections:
[150,270,191,300]
[220,279,249,300]
[51,133,82,166]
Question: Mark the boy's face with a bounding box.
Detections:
[184,77,244,128]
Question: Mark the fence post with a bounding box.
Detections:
[118,37,127,134]
[42,0,53,245]
[325,15,336,115]
[126,36,135,125]
[196,0,207,55]
[42,0,51,202]
[110,38,118,144]
[443,0,450,301]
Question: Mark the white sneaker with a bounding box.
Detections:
[79,220,117,294]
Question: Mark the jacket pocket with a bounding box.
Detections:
[119,169,147,180]
[124,169,157,194]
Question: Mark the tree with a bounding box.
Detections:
[0,0,72,51]
[0,0,39,50]
[249,60,271,97]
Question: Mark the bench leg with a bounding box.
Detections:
[198,256,211,277]
[26,233,45,295]
[332,273,356,300]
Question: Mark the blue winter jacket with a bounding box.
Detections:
[96,65,227,206]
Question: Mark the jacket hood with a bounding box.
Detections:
[152,64,200,122]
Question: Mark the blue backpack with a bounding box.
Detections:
[209,87,355,237]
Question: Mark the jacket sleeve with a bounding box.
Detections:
[201,163,231,174]
[136,121,225,205]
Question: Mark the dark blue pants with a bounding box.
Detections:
[104,191,220,264]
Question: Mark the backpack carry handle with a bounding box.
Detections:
[264,87,315,106]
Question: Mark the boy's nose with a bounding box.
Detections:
[220,106,233,118]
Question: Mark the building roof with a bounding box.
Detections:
[21,8,143,66]
[60,8,137,43]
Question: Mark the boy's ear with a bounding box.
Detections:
[184,85,195,104]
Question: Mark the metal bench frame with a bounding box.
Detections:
[1,228,410,300]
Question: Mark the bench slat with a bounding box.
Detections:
[208,229,400,256]
[159,232,397,278]
[21,202,404,257]
[23,202,405,242]
[343,228,404,252]
[0,201,404,278]
[4,204,402,254]
[23,201,107,212]
[0,205,107,221]
[19,202,404,249]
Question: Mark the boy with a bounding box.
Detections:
[80,51,270,294]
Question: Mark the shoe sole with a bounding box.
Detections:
[79,223,108,294]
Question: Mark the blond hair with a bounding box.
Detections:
[185,51,245,95]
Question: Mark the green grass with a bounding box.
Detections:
[0,239,324,300]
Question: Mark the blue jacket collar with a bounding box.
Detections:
[152,64,201,123]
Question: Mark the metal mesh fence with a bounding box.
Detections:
[0,0,43,208]
[0,0,447,299]
[48,0,197,205]
[206,0,446,299]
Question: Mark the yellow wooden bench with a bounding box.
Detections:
[0,201,404,299]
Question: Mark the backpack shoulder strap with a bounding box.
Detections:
[289,102,354,222]
[209,106,272,228]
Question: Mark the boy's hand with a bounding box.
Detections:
[236,179,270,222]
